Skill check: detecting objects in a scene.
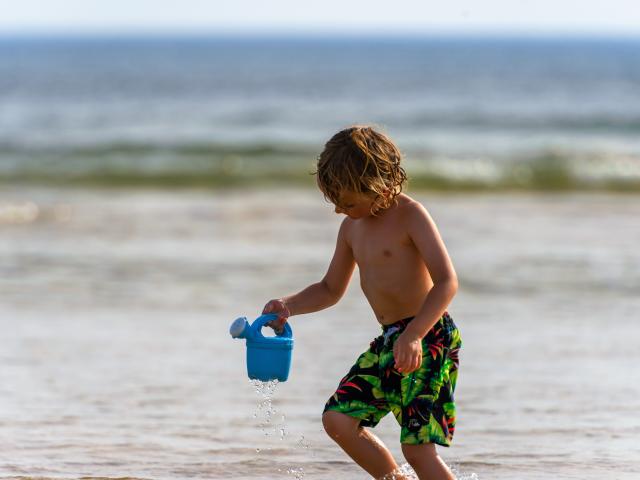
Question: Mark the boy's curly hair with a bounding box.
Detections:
[314,125,407,216]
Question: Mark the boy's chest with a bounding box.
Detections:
[349,220,414,265]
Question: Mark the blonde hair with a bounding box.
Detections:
[314,125,407,216]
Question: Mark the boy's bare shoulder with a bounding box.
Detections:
[396,193,428,217]
[338,215,355,244]
[395,194,437,234]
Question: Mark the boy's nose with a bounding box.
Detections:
[334,206,343,214]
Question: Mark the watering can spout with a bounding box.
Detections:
[230,316,250,339]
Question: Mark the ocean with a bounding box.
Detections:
[1,35,640,190]
[1,35,640,480]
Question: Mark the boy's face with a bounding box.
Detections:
[333,190,378,219]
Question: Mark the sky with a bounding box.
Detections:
[0,0,639,35]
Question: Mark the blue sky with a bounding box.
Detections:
[0,0,639,35]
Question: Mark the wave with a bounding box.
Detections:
[1,142,640,192]
[390,112,640,133]
[0,141,316,161]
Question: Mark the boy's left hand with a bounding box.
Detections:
[393,331,423,374]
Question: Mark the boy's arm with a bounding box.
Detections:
[402,201,458,340]
[278,218,356,317]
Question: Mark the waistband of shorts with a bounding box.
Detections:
[381,311,451,333]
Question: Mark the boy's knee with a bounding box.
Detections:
[322,410,360,439]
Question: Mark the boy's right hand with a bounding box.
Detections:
[262,299,291,335]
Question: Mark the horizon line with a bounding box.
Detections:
[1,26,640,40]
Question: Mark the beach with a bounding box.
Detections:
[2,34,640,479]
[2,186,639,479]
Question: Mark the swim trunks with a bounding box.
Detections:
[323,312,461,446]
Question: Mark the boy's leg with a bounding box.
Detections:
[323,411,407,479]
[401,443,456,480]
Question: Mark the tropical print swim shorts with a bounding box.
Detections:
[323,312,461,446]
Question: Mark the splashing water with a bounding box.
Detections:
[375,463,418,480]
[450,464,480,480]
[250,379,283,444]
[250,379,314,478]
[296,434,314,455]
[251,378,279,399]
[375,462,479,480]
[286,466,305,479]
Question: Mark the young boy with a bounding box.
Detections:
[262,125,461,480]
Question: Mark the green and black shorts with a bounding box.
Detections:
[323,312,462,446]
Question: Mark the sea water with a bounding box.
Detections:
[2,33,640,480]
[1,35,640,191]
[2,187,639,479]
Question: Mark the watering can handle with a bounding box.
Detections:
[251,313,293,339]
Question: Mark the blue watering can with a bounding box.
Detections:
[229,313,294,382]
